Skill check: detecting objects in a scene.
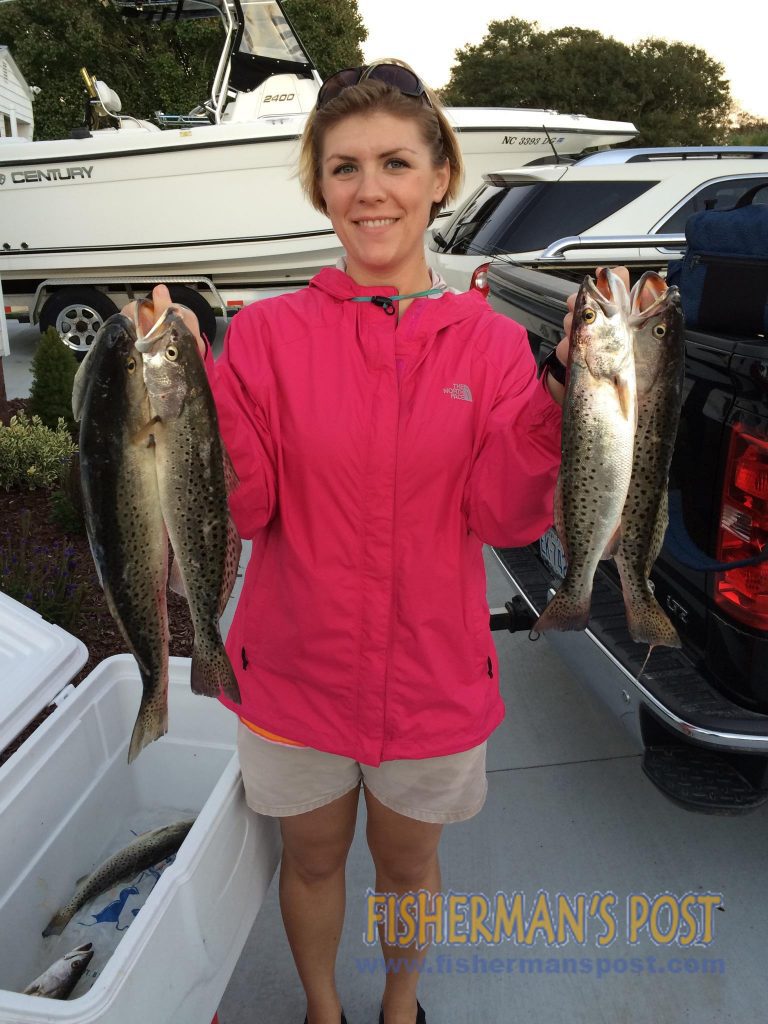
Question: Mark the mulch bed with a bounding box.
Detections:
[0,397,194,765]
[0,396,28,426]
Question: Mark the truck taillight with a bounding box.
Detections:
[714,425,768,629]
[470,262,490,297]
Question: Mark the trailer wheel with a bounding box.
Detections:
[39,287,119,356]
[159,285,219,350]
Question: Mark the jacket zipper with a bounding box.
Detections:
[691,253,767,269]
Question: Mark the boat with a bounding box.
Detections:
[0,0,636,346]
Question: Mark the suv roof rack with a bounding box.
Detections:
[577,146,768,166]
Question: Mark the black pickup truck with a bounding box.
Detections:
[487,252,768,815]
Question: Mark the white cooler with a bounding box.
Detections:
[0,592,281,1023]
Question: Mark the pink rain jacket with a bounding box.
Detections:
[208,268,562,766]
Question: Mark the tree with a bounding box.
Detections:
[0,0,367,141]
[441,21,637,116]
[283,0,366,81]
[27,328,79,433]
[728,111,768,146]
[0,0,220,140]
[441,18,731,147]
[627,38,731,145]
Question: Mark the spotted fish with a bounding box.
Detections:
[534,269,637,632]
[23,943,94,999]
[614,272,684,650]
[136,309,241,701]
[73,315,170,763]
[42,820,194,937]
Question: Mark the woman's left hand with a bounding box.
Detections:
[121,284,205,356]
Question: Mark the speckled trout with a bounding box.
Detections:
[42,820,193,937]
[72,315,170,763]
[136,309,241,701]
[23,943,94,998]
[615,272,684,650]
[534,269,637,632]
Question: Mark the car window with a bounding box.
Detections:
[437,185,508,251]
[658,177,768,233]
[440,180,657,256]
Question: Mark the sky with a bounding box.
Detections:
[357,0,768,121]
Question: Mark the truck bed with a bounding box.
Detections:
[487,260,768,813]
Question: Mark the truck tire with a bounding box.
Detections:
[161,284,219,349]
[39,287,119,357]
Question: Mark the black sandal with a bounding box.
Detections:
[378,1001,426,1024]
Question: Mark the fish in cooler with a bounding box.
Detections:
[42,820,194,937]
[23,942,94,999]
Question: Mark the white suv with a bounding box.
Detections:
[428,147,768,293]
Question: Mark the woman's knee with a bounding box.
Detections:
[281,833,353,883]
[280,787,359,882]
[368,844,440,888]
[365,795,443,886]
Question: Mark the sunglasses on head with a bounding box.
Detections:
[317,62,432,109]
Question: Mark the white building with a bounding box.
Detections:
[0,46,33,139]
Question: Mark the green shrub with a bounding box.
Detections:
[49,451,85,534]
[0,510,84,631]
[728,130,768,146]
[49,490,86,535]
[26,327,79,433]
[0,412,77,491]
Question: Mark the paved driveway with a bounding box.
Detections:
[217,547,763,1024]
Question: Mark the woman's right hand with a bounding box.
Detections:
[120,284,206,356]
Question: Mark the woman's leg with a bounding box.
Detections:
[279,785,361,1024]
[364,788,444,1024]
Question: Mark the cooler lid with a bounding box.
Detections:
[0,591,88,755]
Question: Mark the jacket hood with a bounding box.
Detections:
[309,266,490,332]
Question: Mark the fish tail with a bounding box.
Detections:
[625,593,682,649]
[191,636,241,703]
[533,585,592,634]
[127,694,169,764]
[41,912,69,938]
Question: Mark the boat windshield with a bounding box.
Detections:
[231,0,314,92]
[238,1,308,63]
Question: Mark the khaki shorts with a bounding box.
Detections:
[236,722,488,824]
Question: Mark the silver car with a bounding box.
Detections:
[428,146,768,294]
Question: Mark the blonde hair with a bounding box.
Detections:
[298,59,463,226]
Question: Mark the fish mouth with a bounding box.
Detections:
[135,305,178,352]
[587,268,630,319]
[68,943,94,960]
[629,270,670,322]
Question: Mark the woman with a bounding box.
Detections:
[137,61,567,1024]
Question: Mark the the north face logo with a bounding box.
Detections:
[443,383,473,402]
